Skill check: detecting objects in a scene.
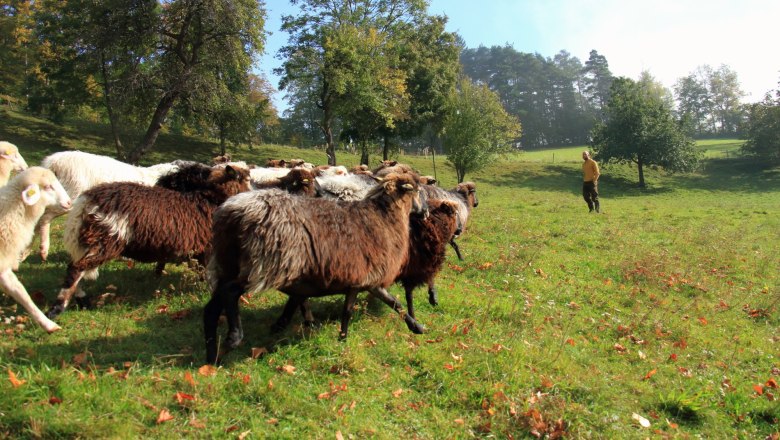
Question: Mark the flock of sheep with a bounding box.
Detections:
[0,141,478,364]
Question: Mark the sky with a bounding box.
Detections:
[258,0,780,113]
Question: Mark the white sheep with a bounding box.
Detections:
[315,173,378,201]
[0,141,29,186]
[34,151,180,260]
[248,167,291,189]
[0,167,72,333]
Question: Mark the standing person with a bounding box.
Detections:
[582,150,600,213]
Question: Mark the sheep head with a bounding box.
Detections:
[280,168,319,197]
[456,182,479,208]
[0,141,28,172]
[16,167,71,211]
[371,172,428,217]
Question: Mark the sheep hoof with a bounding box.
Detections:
[75,295,92,310]
[428,290,439,307]
[226,331,243,349]
[46,304,64,320]
[405,316,425,334]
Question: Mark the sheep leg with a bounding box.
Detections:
[35,209,63,262]
[271,296,306,333]
[154,262,166,276]
[338,291,359,339]
[404,286,417,319]
[221,281,245,350]
[300,299,315,327]
[0,269,61,333]
[203,292,224,365]
[449,238,464,261]
[427,282,439,306]
[47,263,85,319]
[370,287,425,334]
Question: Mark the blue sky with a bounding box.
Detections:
[259,0,780,112]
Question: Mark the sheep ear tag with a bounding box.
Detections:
[22,184,41,206]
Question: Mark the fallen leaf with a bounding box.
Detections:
[454,418,465,425]
[156,408,174,424]
[766,378,778,389]
[443,364,455,371]
[698,317,708,326]
[198,365,217,377]
[72,351,90,367]
[613,343,627,353]
[7,369,25,388]
[753,384,764,395]
[565,338,575,346]
[278,364,296,375]
[266,418,279,425]
[225,425,239,433]
[643,369,657,380]
[250,347,268,359]
[156,305,169,314]
[336,431,344,440]
[632,412,651,428]
[238,430,251,440]
[183,371,196,386]
[669,353,678,362]
[189,418,206,429]
[49,396,62,405]
[392,388,403,398]
[174,392,195,404]
[478,262,493,270]
[241,374,250,385]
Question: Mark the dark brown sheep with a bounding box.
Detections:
[252,167,319,197]
[399,199,462,318]
[46,164,251,319]
[204,172,428,364]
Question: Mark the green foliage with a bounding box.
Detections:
[442,76,521,182]
[591,76,701,187]
[741,93,780,163]
[674,64,746,136]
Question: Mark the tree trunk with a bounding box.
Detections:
[360,139,370,165]
[100,50,125,160]
[218,122,227,156]
[128,91,179,164]
[320,86,337,166]
[382,134,389,161]
[637,157,645,188]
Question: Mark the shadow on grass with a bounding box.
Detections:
[12,279,394,368]
[668,157,780,193]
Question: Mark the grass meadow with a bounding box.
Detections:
[0,109,778,439]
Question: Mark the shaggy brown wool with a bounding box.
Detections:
[47,165,250,319]
[252,167,318,197]
[204,172,427,364]
[399,199,461,318]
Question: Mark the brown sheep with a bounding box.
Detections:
[204,172,428,364]
[252,167,319,197]
[46,164,251,319]
[399,199,462,318]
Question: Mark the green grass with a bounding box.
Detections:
[1,110,778,438]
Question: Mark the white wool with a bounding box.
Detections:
[0,141,29,186]
[249,167,291,188]
[316,173,378,202]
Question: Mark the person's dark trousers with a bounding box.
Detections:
[582,181,600,212]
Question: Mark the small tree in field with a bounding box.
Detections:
[591,76,700,187]
[741,89,780,163]
[442,77,521,182]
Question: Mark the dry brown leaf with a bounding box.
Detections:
[250,347,268,359]
[174,392,195,404]
[198,365,218,377]
[392,388,403,398]
[183,371,197,386]
[7,369,25,388]
[156,408,175,424]
[278,364,296,375]
[336,431,345,440]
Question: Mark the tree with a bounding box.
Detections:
[591,77,700,187]
[581,49,614,115]
[31,0,266,163]
[277,0,427,166]
[708,64,745,135]
[674,73,710,136]
[741,88,780,162]
[442,76,521,182]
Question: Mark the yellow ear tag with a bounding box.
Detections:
[22,184,41,206]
